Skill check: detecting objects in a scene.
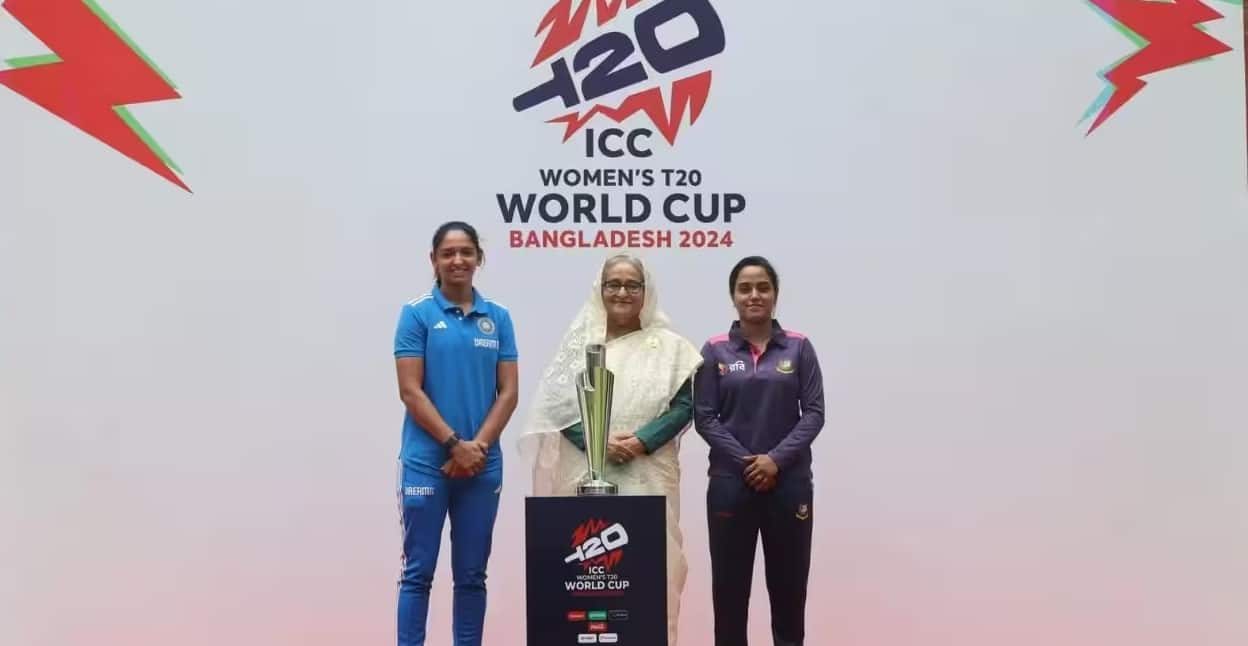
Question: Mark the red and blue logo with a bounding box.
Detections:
[512,0,726,151]
[564,518,628,573]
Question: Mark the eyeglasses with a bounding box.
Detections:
[602,281,645,295]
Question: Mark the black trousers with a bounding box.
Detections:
[707,473,814,646]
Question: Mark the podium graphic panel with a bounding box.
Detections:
[525,495,667,646]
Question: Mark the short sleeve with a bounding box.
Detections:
[497,308,518,361]
[393,304,427,359]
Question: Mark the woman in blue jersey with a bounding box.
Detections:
[393,221,519,646]
[694,256,824,646]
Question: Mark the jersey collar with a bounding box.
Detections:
[728,319,789,350]
[432,285,487,316]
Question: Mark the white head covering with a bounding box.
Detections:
[523,253,669,434]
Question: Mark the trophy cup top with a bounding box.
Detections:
[585,343,606,372]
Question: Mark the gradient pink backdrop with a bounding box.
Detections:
[4,1,1247,645]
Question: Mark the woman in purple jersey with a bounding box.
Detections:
[693,256,825,646]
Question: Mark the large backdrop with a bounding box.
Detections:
[3,1,1246,644]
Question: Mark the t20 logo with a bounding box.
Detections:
[513,0,726,152]
[564,519,629,572]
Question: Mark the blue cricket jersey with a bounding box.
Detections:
[394,286,518,475]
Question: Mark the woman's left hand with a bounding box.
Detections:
[607,433,647,464]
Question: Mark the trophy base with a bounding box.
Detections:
[576,480,619,496]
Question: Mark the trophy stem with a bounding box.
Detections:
[575,343,618,496]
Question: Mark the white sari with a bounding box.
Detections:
[520,259,702,645]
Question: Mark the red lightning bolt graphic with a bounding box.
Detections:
[532,0,646,66]
[571,519,610,547]
[0,0,189,191]
[549,70,713,144]
[570,519,625,572]
[1087,0,1233,134]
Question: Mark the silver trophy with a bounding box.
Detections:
[575,343,618,496]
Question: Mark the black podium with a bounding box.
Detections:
[525,495,667,645]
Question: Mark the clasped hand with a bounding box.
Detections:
[743,454,779,492]
[442,440,487,478]
[606,432,646,465]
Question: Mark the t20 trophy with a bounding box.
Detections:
[575,343,618,496]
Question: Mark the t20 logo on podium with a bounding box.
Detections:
[565,519,629,572]
[512,0,726,150]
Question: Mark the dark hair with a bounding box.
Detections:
[431,221,483,285]
[729,255,778,293]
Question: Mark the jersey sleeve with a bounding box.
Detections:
[393,304,427,359]
[635,379,693,453]
[497,307,518,361]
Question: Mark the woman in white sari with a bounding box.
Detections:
[522,253,702,645]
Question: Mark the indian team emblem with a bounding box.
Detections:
[477,317,496,335]
[796,503,810,521]
[777,359,794,374]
